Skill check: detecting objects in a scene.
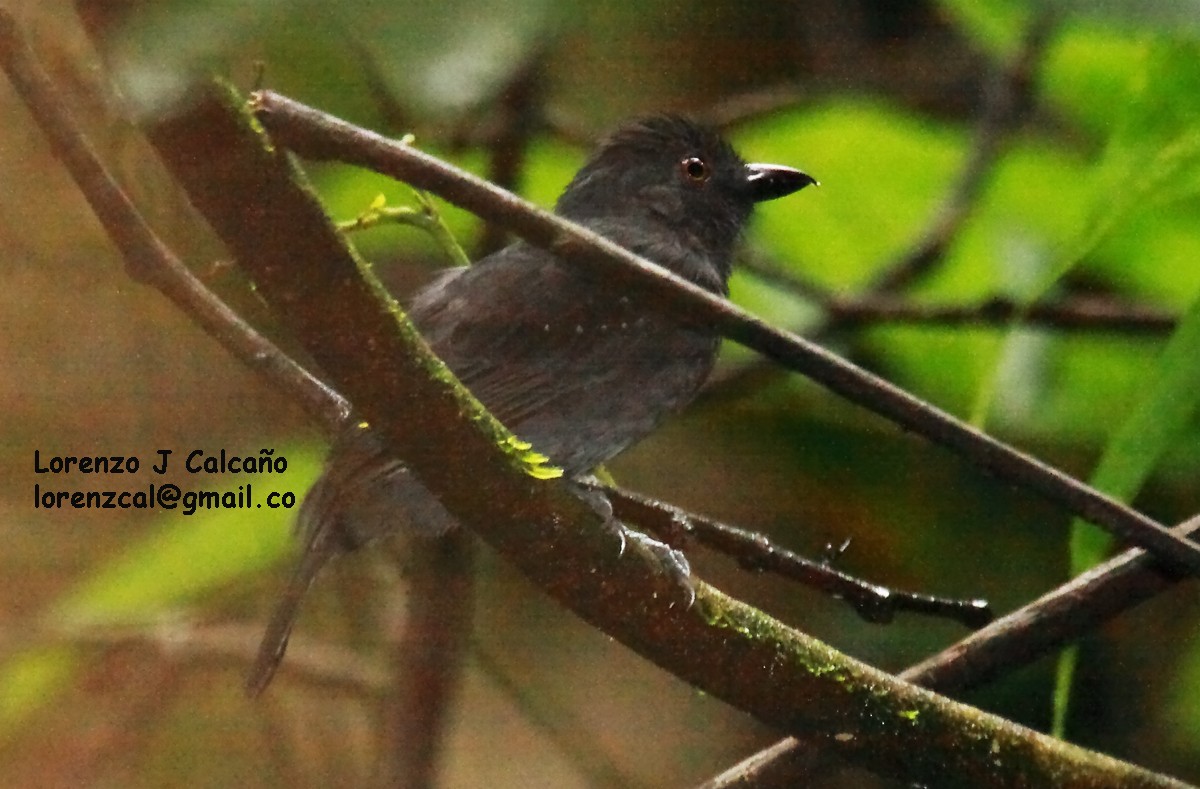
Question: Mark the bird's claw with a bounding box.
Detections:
[572,481,695,608]
[620,526,696,609]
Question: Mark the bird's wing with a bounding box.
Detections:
[407,236,716,474]
[410,243,616,426]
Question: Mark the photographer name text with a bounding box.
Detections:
[34,448,288,476]
[32,448,297,516]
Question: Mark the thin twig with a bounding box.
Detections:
[824,293,1177,334]
[9,9,1190,772]
[252,88,1200,578]
[411,189,471,267]
[739,247,1178,335]
[700,515,1200,788]
[598,483,993,629]
[702,11,1058,400]
[0,11,349,434]
[864,12,1055,295]
[901,513,1200,691]
[338,188,471,268]
[143,79,1188,786]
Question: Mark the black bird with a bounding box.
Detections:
[247,116,814,695]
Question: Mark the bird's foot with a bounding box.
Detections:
[572,481,695,608]
[619,525,695,609]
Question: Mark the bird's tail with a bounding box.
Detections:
[245,428,456,696]
[244,522,339,697]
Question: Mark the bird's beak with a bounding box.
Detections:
[744,163,818,202]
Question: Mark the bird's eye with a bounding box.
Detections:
[680,156,710,183]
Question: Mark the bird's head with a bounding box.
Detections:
[555,115,814,279]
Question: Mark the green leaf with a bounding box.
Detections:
[1040,24,1147,138]
[735,101,964,290]
[0,450,321,738]
[107,0,568,119]
[1049,39,1200,287]
[1044,0,1200,34]
[935,0,1030,54]
[313,137,585,266]
[1053,284,1200,737]
[1067,293,1200,570]
[1049,36,1200,568]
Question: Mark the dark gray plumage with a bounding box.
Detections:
[247,116,813,695]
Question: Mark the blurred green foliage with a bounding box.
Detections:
[3,0,1199,784]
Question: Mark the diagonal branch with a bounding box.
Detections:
[701,514,1200,787]
[739,252,1179,335]
[184,82,1170,786]
[597,482,993,629]
[6,8,1193,782]
[251,88,1200,579]
[820,293,1178,335]
[162,81,1196,789]
[702,11,1058,402]
[902,513,1200,691]
[9,31,1176,780]
[0,10,348,433]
